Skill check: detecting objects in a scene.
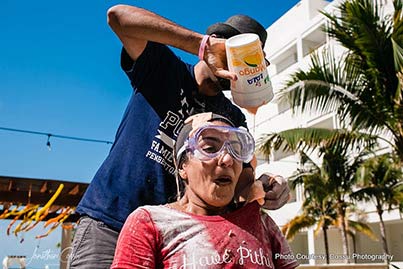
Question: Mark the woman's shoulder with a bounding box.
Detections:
[131,204,170,216]
[132,204,193,222]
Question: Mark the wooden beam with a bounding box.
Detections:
[0,191,82,207]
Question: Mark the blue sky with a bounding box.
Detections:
[0,0,301,267]
[0,0,302,182]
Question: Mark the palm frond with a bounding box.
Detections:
[299,150,318,167]
[392,38,403,76]
[391,38,403,121]
[258,127,377,159]
[353,153,403,212]
[314,217,326,237]
[392,0,403,46]
[282,215,316,240]
[348,220,378,241]
[351,187,379,203]
[278,48,363,116]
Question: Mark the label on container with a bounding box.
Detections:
[226,34,273,110]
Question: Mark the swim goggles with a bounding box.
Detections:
[177,125,255,163]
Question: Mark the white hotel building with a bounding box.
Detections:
[232,0,403,266]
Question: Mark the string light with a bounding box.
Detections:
[46,134,52,151]
[0,126,113,150]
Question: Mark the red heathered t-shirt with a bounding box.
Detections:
[112,201,299,269]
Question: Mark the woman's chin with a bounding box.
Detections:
[208,193,234,208]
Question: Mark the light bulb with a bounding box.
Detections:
[46,135,52,151]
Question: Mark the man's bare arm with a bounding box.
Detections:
[107,5,236,80]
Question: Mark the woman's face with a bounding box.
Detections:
[180,121,243,209]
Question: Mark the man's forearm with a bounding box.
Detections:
[107,5,202,55]
[107,4,235,81]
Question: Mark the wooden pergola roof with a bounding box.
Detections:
[0,175,88,221]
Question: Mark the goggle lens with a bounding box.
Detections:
[190,125,254,162]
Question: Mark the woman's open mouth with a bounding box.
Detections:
[213,176,233,186]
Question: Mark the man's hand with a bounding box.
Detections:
[258,173,290,210]
[203,36,237,81]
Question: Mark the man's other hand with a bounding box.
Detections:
[258,173,290,210]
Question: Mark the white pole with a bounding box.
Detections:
[59,224,73,269]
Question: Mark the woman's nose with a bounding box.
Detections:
[217,150,234,167]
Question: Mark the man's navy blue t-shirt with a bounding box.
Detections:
[76,42,246,231]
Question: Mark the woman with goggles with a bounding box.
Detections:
[112,113,298,269]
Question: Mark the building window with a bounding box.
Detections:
[272,44,298,74]
[302,25,327,57]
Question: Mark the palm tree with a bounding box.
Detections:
[282,152,338,264]
[282,151,376,264]
[259,128,378,261]
[280,0,403,161]
[351,153,403,260]
[282,195,335,264]
[342,206,379,263]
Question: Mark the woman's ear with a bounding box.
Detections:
[178,168,187,179]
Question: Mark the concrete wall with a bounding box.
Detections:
[355,220,403,263]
